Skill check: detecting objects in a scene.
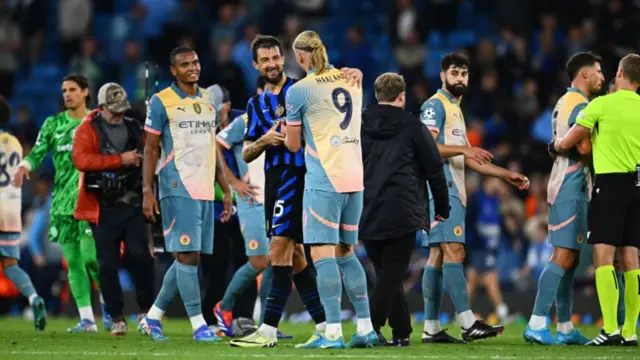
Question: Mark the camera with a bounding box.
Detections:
[84,169,141,204]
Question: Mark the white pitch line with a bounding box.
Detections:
[2,351,634,360]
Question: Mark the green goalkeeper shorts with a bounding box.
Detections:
[49,215,93,244]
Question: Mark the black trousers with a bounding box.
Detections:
[201,217,257,325]
[363,233,415,339]
[91,205,155,320]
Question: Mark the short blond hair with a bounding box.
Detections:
[375,73,406,102]
[292,30,329,74]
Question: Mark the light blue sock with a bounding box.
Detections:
[259,265,273,325]
[314,257,342,324]
[616,270,626,327]
[154,261,178,311]
[337,254,370,319]
[3,265,37,299]
[176,262,202,318]
[220,262,260,311]
[442,262,471,314]
[555,266,575,323]
[423,265,443,320]
[532,262,564,317]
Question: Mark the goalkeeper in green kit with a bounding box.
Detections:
[12,74,112,332]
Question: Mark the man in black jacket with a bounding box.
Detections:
[360,73,450,346]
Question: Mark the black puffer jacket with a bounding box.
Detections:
[359,104,449,241]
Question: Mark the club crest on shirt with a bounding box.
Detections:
[275,105,285,117]
[453,226,464,237]
[193,103,202,114]
[577,233,584,244]
[180,234,191,245]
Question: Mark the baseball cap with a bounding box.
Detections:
[207,84,230,108]
[97,83,131,113]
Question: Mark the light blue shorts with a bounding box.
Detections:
[548,200,588,250]
[303,189,362,246]
[237,201,269,257]
[423,197,466,247]
[0,232,21,260]
[161,197,214,254]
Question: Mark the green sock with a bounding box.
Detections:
[622,270,640,339]
[616,270,626,327]
[80,233,101,290]
[595,265,619,334]
[61,242,93,308]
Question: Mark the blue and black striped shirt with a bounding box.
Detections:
[244,77,305,170]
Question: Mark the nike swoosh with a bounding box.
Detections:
[55,133,65,139]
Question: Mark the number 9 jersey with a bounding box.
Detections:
[0,131,22,258]
[286,66,364,193]
[286,66,363,246]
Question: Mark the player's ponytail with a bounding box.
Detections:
[293,30,329,75]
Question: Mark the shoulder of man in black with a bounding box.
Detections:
[361,103,417,140]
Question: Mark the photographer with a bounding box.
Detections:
[72,83,155,335]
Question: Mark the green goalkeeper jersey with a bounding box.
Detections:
[23,111,84,216]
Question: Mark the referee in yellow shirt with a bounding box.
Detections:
[553,54,640,346]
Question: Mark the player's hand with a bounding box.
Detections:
[463,147,494,165]
[220,191,233,223]
[12,166,29,187]
[232,180,259,201]
[341,67,363,88]
[121,150,143,167]
[505,172,530,191]
[263,121,285,146]
[143,189,160,223]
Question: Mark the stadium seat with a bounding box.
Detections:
[425,50,447,79]
[427,31,444,49]
[447,30,477,49]
[29,64,64,81]
[456,0,476,30]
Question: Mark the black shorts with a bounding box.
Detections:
[264,166,305,242]
[588,173,640,247]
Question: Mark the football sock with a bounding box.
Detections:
[61,242,94,318]
[622,269,640,339]
[315,257,342,339]
[293,265,326,325]
[262,265,292,328]
[423,265,443,326]
[220,262,259,311]
[442,263,471,314]
[337,254,373,336]
[175,262,206,330]
[3,265,37,301]
[595,265,619,334]
[148,261,178,321]
[530,262,564,330]
[616,270,626,327]
[555,265,575,324]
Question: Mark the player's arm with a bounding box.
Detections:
[465,158,529,190]
[555,102,593,153]
[242,99,274,163]
[284,85,303,153]
[142,95,165,222]
[413,122,449,220]
[20,116,54,171]
[215,144,233,222]
[420,98,492,164]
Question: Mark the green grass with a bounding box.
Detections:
[0,318,638,360]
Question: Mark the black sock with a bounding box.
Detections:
[294,265,327,325]
[263,265,293,328]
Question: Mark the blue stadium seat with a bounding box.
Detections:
[93,15,113,45]
[474,15,493,37]
[427,31,444,49]
[29,64,64,82]
[447,30,477,49]
[425,50,447,79]
[456,0,476,30]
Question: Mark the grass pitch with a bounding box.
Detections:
[0,318,638,359]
